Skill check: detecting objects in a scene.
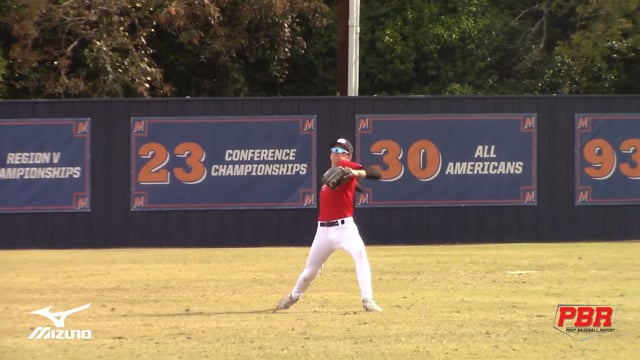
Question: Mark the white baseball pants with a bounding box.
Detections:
[290,217,374,301]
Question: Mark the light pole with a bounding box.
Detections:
[347,0,360,96]
[337,0,360,96]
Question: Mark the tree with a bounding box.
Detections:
[1,0,167,97]
[150,0,329,96]
[0,0,328,98]
[1,0,638,97]
[278,0,337,96]
[505,0,640,94]
[0,50,6,98]
[357,0,640,95]
[0,0,14,97]
[358,0,512,95]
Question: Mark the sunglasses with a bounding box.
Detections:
[330,147,349,154]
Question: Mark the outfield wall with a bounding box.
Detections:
[1,96,639,248]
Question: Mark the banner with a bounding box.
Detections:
[130,116,316,210]
[0,118,91,213]
[575,114,640,205]
[355,114,537,207]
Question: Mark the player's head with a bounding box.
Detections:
[330,138,353,155]
[330,138,353,164]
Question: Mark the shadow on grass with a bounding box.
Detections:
[133,309,276,317]
[133,309,362,316]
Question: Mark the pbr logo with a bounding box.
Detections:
[28,303,92,340]
[553,304,617,341]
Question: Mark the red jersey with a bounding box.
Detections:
[318,159,364,221]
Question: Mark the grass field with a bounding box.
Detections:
[0,242,638,359]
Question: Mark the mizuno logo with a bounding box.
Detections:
[28,327,92,340]
[31,303,91,328]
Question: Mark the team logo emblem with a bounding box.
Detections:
[553,304,617,341]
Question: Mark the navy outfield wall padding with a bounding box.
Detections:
[0,96,639,248]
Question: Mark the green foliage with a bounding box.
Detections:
[148,0,329,97]
[0,0,21,98]
[505,0,640,94]
[0,49,7,98]
[0,0,169,98]
[0,0,638,97]
[359,0,511,95]
[0,0,328,98]
[554,0,640,93]
[358,0,640,95]
[278,2,337,96]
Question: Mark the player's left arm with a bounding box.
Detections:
[349,167,381,179]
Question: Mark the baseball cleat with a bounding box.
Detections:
[275,294,299,310]
[362,298,383,312]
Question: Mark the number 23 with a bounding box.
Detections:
[137,142,207,184]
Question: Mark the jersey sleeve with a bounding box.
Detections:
[338,159,364,170]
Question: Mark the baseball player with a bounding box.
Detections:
[275,138,383,312]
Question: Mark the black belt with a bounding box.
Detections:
[319,219,346,227]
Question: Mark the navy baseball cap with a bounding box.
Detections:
[330,138,353,154]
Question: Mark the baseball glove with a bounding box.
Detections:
[321,166,352,189]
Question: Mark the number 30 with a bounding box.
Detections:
[369,139,442,182]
